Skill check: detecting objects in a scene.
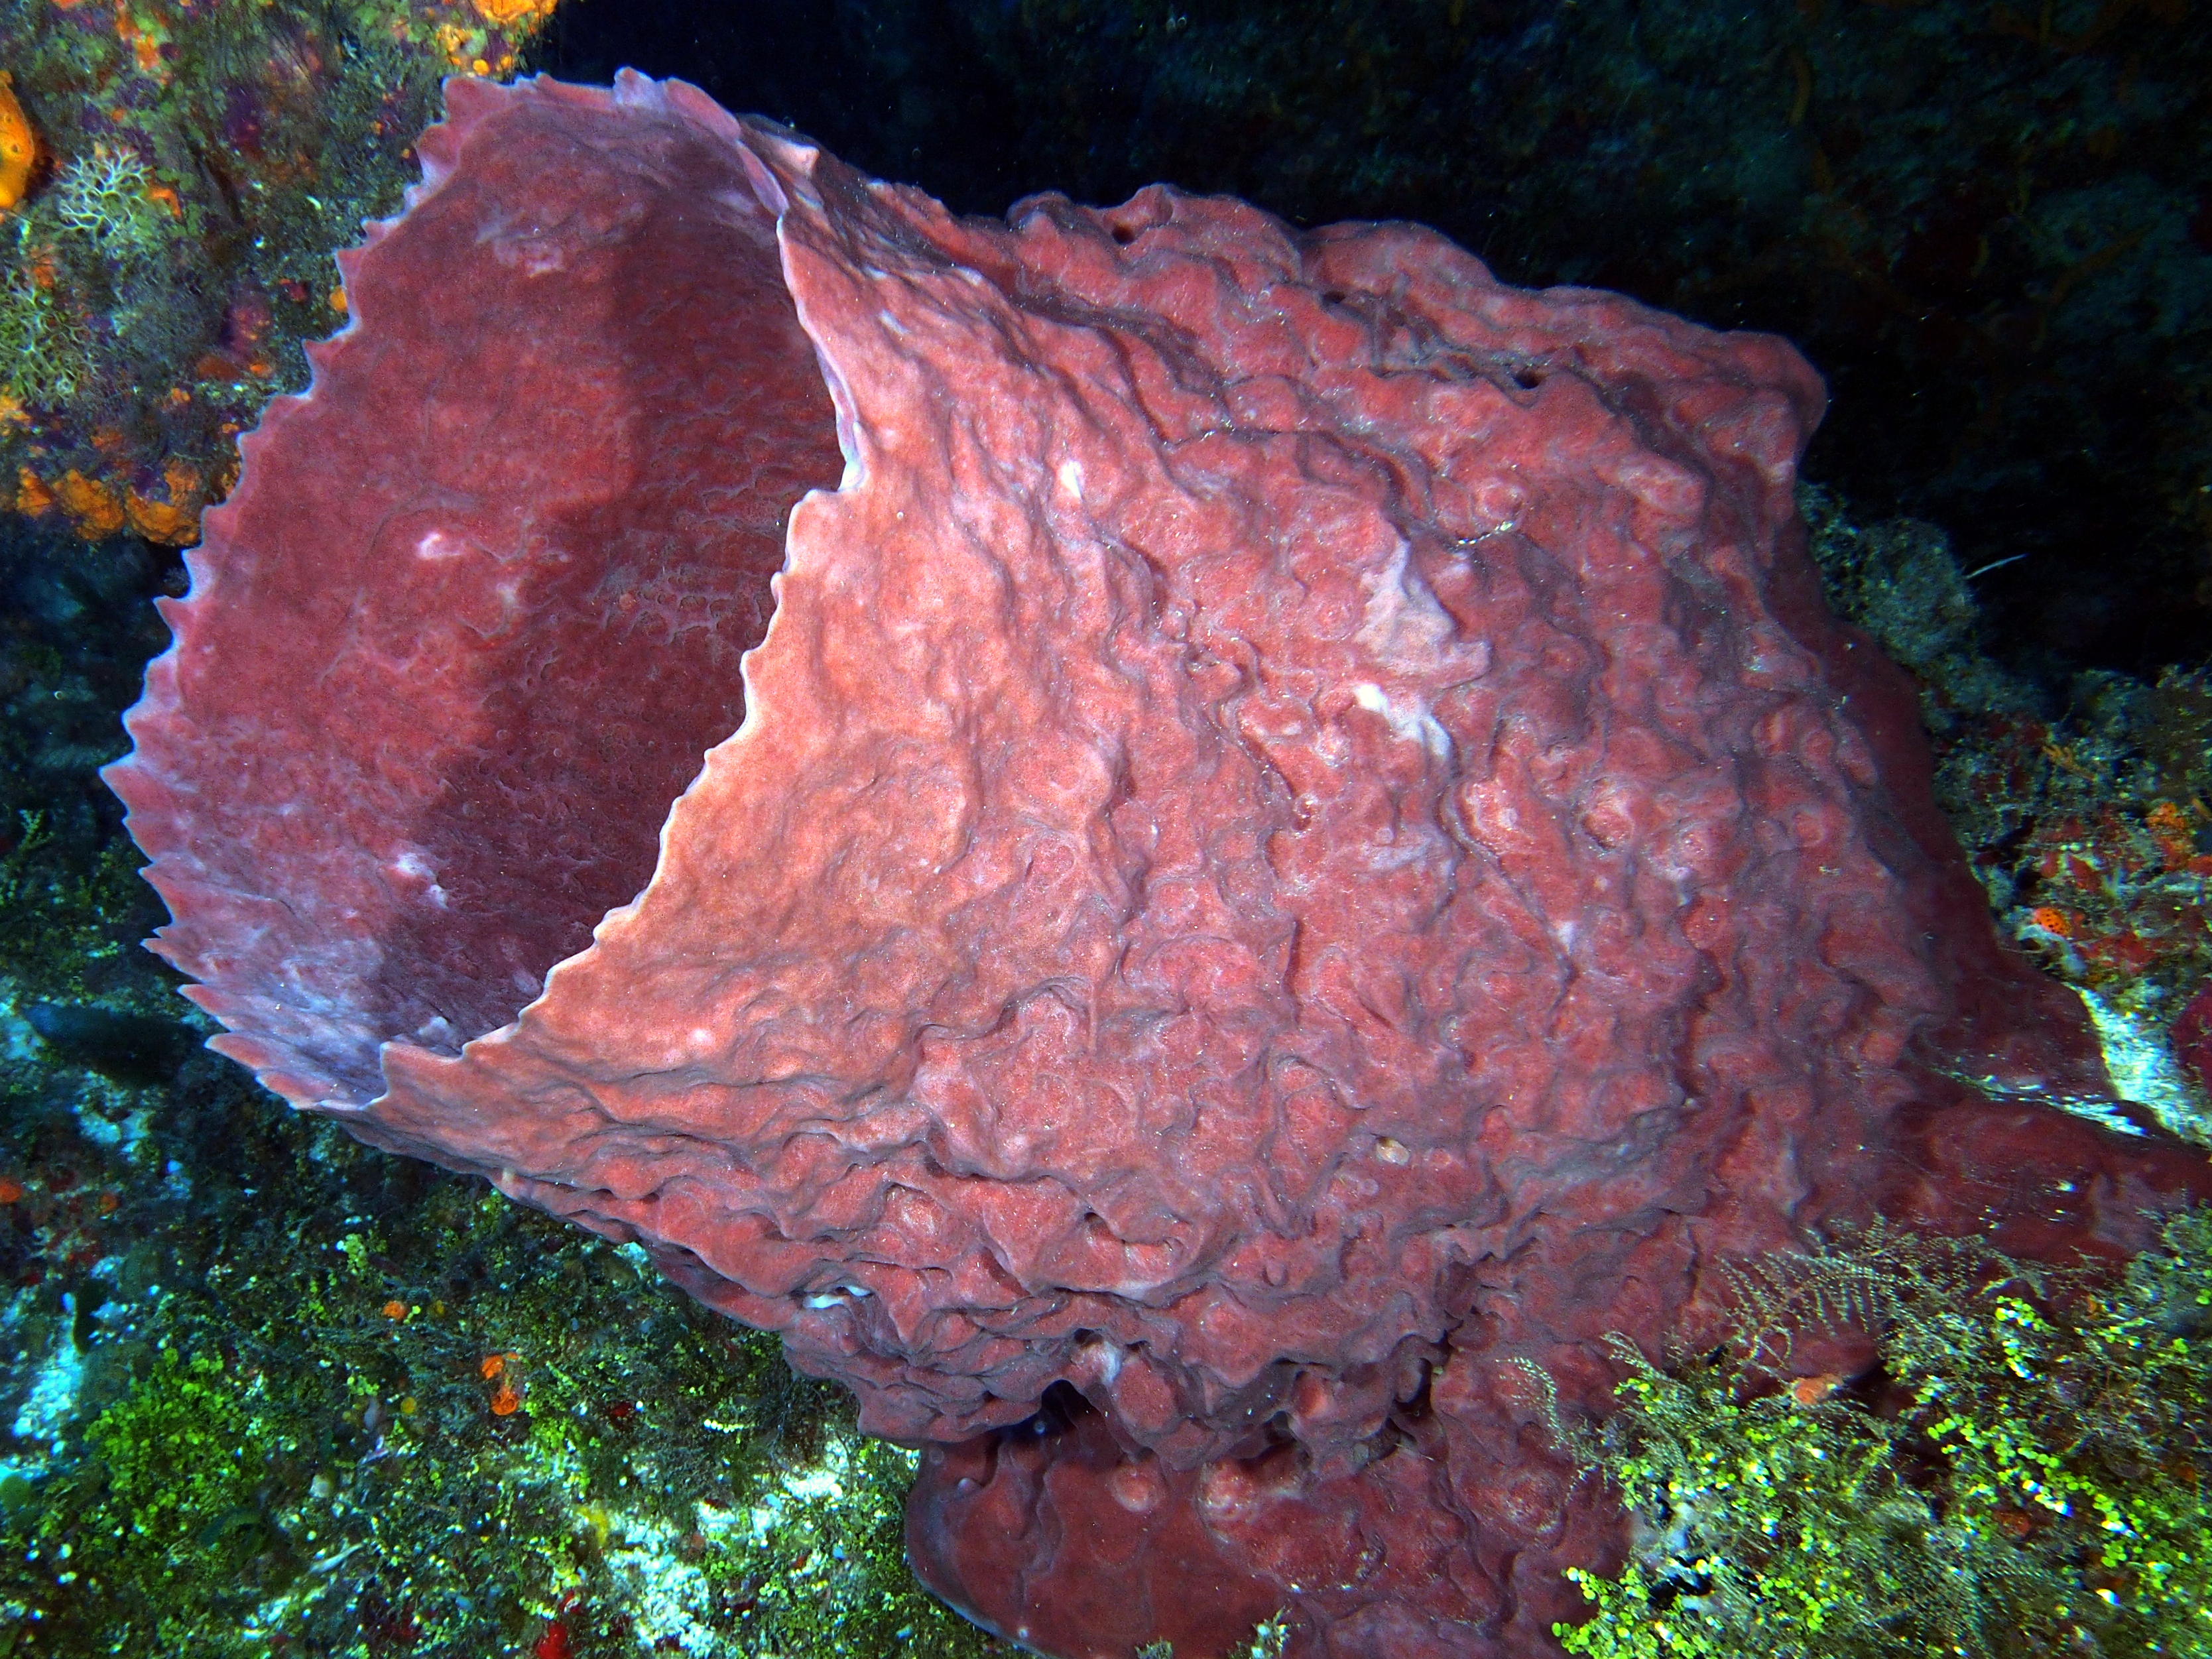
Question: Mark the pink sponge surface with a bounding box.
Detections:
[105,72,2210,1659]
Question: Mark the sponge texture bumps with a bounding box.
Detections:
[105,73,2211,1658]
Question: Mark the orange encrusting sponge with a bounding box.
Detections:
[0,74,36,211]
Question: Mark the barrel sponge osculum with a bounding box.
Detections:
[103,71,2212,1659]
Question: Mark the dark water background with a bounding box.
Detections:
[539,0,2212,687]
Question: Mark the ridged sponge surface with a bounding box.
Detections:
[105,72,2210,1659]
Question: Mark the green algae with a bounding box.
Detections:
[1550,1210,2212,1659]
[0,1085,1006,1657]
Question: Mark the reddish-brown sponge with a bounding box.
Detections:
[105,72,2211,1658]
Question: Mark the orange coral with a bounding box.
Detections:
[2028,904,2076,938]
[2146,799,2201,871]
[15,467,52,516]
[480,1349,524,1412]
[1789,1371,1845,1406]
[124,491,192,542]
[473,0,556,27]
[54,467,123,536]
[125,458,205,543]
[0,72,37,212]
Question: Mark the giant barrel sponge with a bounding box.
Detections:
[104,72,2211,1659]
